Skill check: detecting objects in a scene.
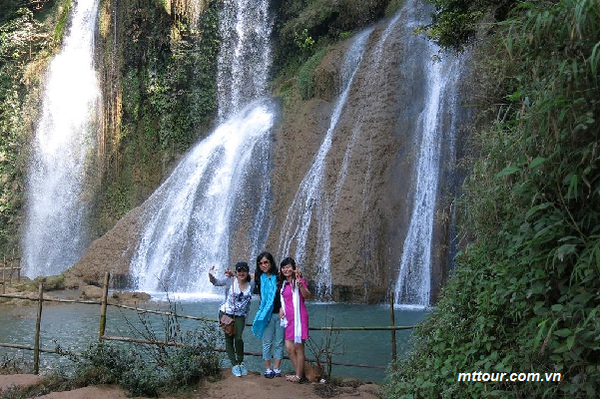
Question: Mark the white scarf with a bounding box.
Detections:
[281,279,303,343]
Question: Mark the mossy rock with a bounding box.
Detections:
[111,291,151,303]
[80,285,103,299]
[32,275,65,291]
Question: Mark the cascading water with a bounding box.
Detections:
[130,0,275,293]
[394,14,464,307]
[22,0,101,278]
[130,100,276,292]
[217,0,272,120]
[277,28,373,300]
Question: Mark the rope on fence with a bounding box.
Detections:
[101,335,387,370]
[0,338,387,370]
[0,342,59,354]
[0,293,415,331]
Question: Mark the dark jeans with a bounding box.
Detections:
[220,311,246,365]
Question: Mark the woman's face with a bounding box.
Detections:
[236,269,248,280]
[281,263,294,278]
[258,257,271,273]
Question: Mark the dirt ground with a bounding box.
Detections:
[0,370,381,399]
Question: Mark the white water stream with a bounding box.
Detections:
[394,35,463,306]
[277,28,373,300]
[217,0,273,121]
[22,0,101,278]
[130,100,276,292]
[277,0,465,304]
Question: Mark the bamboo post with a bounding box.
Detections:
[390,291,397,362]
[10,249,14,284]
[99,272,110,341]
[2,254,5,294]
[34,282,44,374]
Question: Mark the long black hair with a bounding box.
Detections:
[254,251,277,293]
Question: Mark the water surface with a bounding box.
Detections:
[0,298,428,382]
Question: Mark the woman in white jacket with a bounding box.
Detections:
[209,262,255,377]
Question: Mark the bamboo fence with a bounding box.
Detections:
[0,272,415,374]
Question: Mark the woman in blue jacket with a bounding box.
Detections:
[252,251,285,378]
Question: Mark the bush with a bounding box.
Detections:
[425,0,517,50]
[272,0,391,76]
[70,325,220,397]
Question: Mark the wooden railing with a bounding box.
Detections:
[0,249,21,294]
[0,272,415,374]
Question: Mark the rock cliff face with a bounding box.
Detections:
[268,21,410,302]
[67,4,472,304]
[64,205,144,288]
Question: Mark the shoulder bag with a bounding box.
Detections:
[220,280,236,336]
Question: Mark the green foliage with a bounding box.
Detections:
[297,48,327,100]
[54,0,73,42]
[0,7,54,254]
[426,0,517,50]
[0,1,20,26]
[68,327,220,396]
[0,9,43,64]
[273,0,391,76]
[100,181,133,224]
[96,0,220,229]
[294,28,316,54]
[33,275,66,291]
[384,0,600,397]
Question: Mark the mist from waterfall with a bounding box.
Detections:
[277,28,373,300]
[130,0,275,293]
[22,0,101,278]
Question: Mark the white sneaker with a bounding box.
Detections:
[264,368,275,378]
[239,363,248,376]
[232,365,242,377]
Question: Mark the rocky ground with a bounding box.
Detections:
[0,370,380,399]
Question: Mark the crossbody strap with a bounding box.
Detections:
[229,279,236,315]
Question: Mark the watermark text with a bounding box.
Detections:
[457,372,561,383]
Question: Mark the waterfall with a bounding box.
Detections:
[130,100,276,292]
[22,0,101,278]
[217,0,273,120]
[277,28,373,300]
[130,0,275,293]
[394,26,464,306]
